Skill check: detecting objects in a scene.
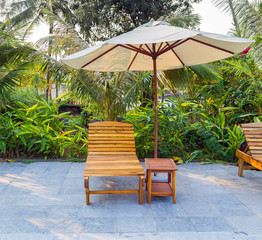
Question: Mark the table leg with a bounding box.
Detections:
[172,171,176,204]
[168,172,171,183]
[147,170,152,203]
[85,178,90,205]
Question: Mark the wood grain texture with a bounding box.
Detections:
[241,122,262,128]
[84,121,145,205]
[145,158,177,204]
[151,182,173,195]
[236,122,262,177]
[85,178,90,205]
[236,150,262,170]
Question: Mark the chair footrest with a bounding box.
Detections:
[89,189,139,194]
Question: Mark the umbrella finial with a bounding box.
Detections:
[144,19,171,27]
[144,19,155,27]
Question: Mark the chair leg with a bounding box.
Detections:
[172,171,176,204]
[238,158,244,177]
[145,170,148,191]
[139,176,144,204]
[85,178,90,205]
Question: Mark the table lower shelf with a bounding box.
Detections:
[151,182,173,196]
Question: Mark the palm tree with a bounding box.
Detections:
[165,8,201,29]
[0,34,74,108]
[237,1,262,65]
[0,22,23,107]
[1,1,221,120]
[1,0,76,100]
[212,0,242,36]
[33,9,87,98]
[212,0,262,65]
[65,8,222,120]
[70,71,135,121]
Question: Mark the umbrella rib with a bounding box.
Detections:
[127,44,143,70]
[120,44,151,57]
[156,42,164,54]
[188,38,235,55]
[159,38,235,57]
[157,40,182,56]
[81,45,119,69]
[126,44,150,55]
[144,44,153,55]
[166,42,185,66]
[125,44,142,51]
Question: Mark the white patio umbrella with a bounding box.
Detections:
[62,20,254,158]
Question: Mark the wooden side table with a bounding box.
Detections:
[145,158,178,204]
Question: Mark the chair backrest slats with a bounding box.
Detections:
[88,121,136,155]
[241,122,262,158]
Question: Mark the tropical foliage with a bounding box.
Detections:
[0,97,88,159]
[125,99,246,163]
[0,0,261,164]
[70,0,201,42]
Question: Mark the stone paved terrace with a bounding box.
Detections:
[0,162,262,240]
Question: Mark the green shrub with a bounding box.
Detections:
[0,98,88,159]
[7,87,45,109]
[124,98,245,163]
[124,99,191,159]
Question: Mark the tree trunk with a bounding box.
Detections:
[46,22,53,101]
[140,90,154,108]
[56,78,59,98]
[228,0,241,36]
[106,82,110,120]
[46,70,50,101]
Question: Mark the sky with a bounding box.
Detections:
[192,0,233,35]
[27,0,234,43]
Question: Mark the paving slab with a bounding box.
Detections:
[226,216,262,233]
[155,217,196,232]
[39,233,80,240]
[79,233,118,240]
[0,234,41,240]
[0,162,262,239]
[189,216,233,232]
[118,217,157,233]
[79,217,118,233]
[62,178,83,186]
[206,193,254,216]
[119,233,159,240]
[149,201,186,217]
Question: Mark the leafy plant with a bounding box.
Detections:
[0,97,88,159]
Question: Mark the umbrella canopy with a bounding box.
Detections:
[62,20,254,158]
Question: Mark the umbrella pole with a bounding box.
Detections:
[153,58,158,159]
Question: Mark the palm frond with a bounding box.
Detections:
[212,0,239,15]
[35,8,86,57]
[5,0,38,28]
[70,70,107,108]
[159,68,190,93]
[212,0,241,35]
[22,13,44,40]
[167,12,201,29]
[190,64,221,82]
[124,71,154,108]
[223,60,256,83]
[159,64,221,96]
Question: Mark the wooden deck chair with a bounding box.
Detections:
[236,122,262,177]
[84,121,145,204]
